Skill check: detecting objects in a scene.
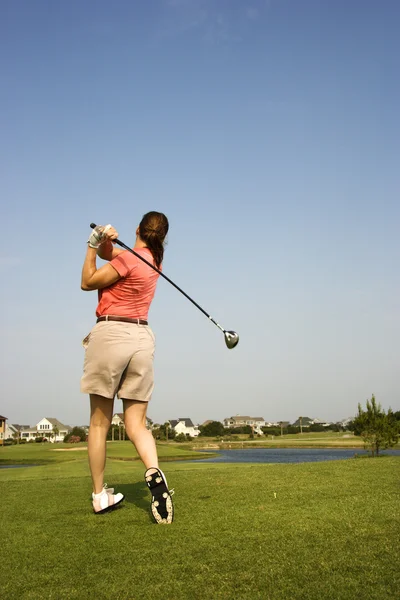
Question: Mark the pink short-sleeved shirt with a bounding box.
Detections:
[96,248,160,320]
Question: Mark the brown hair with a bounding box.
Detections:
[138,211,169,269]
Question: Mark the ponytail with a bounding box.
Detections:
[138,211,169,269]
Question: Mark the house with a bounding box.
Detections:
[223,415,266,433]
[338,417,353,428]
[111,413,152,430]
[312,418,333,427]
[169,418,200,438]
[0,415,7,446]
[20,427,38,442]
[291,416,313,428]
[36,418,70,442]
[5,423,20,440]
[291,417,332,428]
[18,418,71,443]
[112,413,125,426]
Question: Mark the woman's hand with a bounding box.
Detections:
[102,225,119,243]
[87,224,118,248]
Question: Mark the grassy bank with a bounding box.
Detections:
[0,441,211,465]
[188,431,400,450]
[1,446,399,599]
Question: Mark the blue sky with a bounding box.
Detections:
[1,0,399,428]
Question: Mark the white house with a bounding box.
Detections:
[311,418,333,427]
[36,418,70,442]
[223,416,266,433]
[5,423,19,440]
[20,427,39,442]
[4,423,31,440]
[291,417,332,428]
[112,413,125,426]
[338,417,353,428]
[18,418,70,442]
[112,413,152,430]
[169,419,200,437]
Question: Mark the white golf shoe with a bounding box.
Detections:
[92,488,124,515]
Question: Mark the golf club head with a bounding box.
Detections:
[224,330,239,349]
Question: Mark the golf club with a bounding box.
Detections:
[90,223,239,349]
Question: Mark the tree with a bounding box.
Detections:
[352,395,399,457]
[299,416,303,434]
[261,427,280,436]
[226,425,252,435]
[64,427,87,443]
[151,423,176,441]
[199,421,225,437]
[52,425,59,442]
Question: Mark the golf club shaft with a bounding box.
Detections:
[90,223,227,334]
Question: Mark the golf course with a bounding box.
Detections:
[1,441,399,599]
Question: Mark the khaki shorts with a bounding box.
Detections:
[81,321,155,401]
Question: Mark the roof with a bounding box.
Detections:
[291,417,314,426]
[0,415,7,420]
[44,418,69,429]
[227,416,265,422]
[170,418,194,428]
[112,413,124,422]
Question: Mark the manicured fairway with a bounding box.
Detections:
[1,444,399,599]
[191,431,367,449]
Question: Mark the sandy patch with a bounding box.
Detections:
[52,447,88,452]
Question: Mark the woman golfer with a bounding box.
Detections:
[80,211,174,523]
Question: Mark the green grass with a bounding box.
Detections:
[189,431,400,450]
[0,440,210,465]
[190,431,368,449]
[1,444,399,599]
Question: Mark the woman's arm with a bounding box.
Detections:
[97,239,124,261]
[81,246,121,291]
[96,225,124,261]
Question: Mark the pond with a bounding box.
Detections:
[192,448,400,464]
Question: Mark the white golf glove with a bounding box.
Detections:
[87,224,112,248]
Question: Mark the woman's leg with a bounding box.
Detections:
[123,399,174,524]
[123,399,158,470]
[88,394,114,494]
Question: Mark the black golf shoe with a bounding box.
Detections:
[145,468,174,524]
